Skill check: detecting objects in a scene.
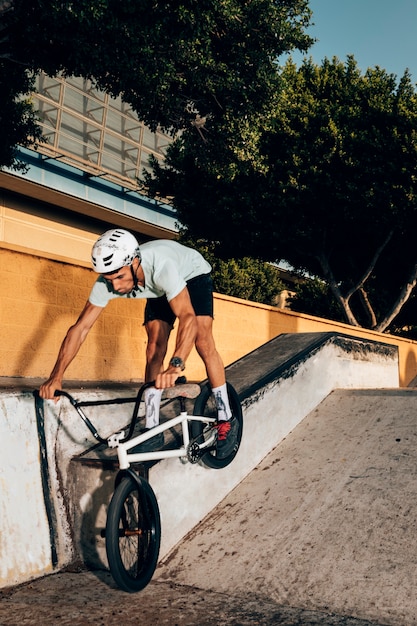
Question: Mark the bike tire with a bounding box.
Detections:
[105,475,161,593]
[191,382,243,469]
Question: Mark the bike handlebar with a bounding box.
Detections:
[34,376,192,445]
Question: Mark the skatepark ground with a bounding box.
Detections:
[1,387,415,626]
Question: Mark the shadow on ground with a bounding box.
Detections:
[0,568,386,626]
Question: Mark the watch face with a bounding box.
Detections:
[170,356,185,370]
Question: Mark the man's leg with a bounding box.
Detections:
[195,315,232,421]
[145,318,172,382]
[186,274,232,423]
[194,315,237,456]
[144,318,172,428]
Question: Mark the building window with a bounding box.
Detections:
[33,74,173,190]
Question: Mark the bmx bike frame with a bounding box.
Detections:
[39,379,217,468]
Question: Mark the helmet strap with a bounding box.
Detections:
[130,264,138,289]
[130,259,140,289]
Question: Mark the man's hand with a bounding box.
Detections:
[39,378,62,401]
[154,367,182,389]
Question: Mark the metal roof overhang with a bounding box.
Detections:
[0,147,179,240]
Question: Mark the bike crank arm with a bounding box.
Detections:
[186,430,217,463]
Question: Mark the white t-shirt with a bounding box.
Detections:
[89,239,211,307]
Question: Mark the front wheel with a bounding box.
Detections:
[191,382,243,469]
[105,475,161,592]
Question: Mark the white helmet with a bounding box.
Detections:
[91,229,141,273]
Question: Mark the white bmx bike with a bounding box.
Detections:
[36,378,243,592]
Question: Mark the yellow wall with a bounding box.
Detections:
[2,247,417,387]
[212,294,417,388]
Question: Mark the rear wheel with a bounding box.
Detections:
[191,382,243,469]
[105,475,160,592]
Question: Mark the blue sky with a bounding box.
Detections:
[287,0,417,82]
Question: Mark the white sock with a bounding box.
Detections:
[144,387,162,429]
[212,383,232,421]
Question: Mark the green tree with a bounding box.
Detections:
[0,64,42,171]
[146,56,417,333]
[261,57,417,332]
[0,0,312,169]
[180,238,285,305]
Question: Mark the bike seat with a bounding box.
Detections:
[162,383,201,400]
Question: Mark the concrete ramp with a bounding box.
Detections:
[155,388,417,626]
[69,332,398,567]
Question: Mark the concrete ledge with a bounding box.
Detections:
[0,332,399,588]
[0,386,140,588]
[225,331,398,399]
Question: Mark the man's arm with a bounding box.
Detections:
[155,287,197,389]
[39,301,103,399]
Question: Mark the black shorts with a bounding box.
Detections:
[144,273,214,327]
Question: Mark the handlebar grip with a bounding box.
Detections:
[53,389,77,405]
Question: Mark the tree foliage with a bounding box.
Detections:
[0,0,312,169]
[0,63,43,171]
[262,57,417,332]
[289,278,344,323]
[145,56,417,333]
[180,237,285,305]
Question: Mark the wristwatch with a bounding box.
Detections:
[169,356,185,371]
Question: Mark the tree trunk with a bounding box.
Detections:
[375,262,417,332]
[317,253,360,327]
[358,287,377,328]
[318,233,394,330]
